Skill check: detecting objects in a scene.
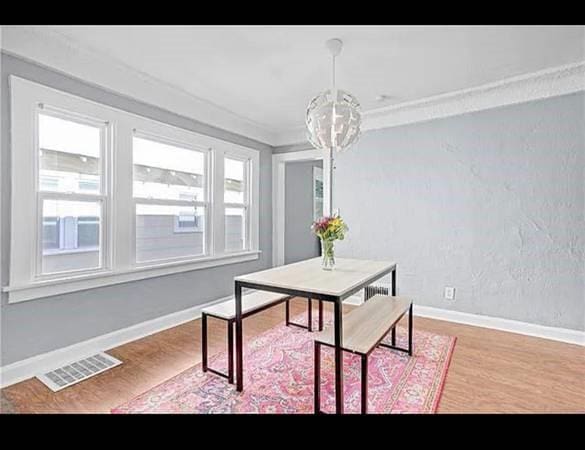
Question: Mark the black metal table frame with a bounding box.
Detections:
[234,263,396,414]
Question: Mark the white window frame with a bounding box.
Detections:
[131,128,211,266]
[5,76,261,303]
[35,106,111,279]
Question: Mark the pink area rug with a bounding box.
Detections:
[112,313,456,414]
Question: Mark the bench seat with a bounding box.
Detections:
[202,291,291,320]
[314,295,412,355]
[313,294,414,414]
[202,291,321,385]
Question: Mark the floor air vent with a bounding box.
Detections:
[36,352,122,392]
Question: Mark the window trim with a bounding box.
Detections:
[6,75,261,303]
[4,250,261,303]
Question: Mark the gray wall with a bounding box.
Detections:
[0,52,273,365]
[284,160,322,264]
[276,93,585,331]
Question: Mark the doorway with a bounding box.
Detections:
[283,160,323,264]
[272,148,327,266]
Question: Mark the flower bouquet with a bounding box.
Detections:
[311,213,349,270]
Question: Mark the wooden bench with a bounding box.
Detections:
[313,295,413,414]
[202,291,323,383]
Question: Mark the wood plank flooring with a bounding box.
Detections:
[2,298,584,413]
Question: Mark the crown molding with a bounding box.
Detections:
[1,26,278,146]
[3,26,583,149]
[273,60,585,147]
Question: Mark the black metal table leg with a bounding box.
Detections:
[391,266,398,347]
[235,281,243,391]
[314,341,321,414]
[318,300,323,331]
[228,319,234,384]
[308,298,312,332]
[286,298,316,331]
[333,299,344,414]
[361,354,368,414]
[408,303,413,356]
[202,313,208,372]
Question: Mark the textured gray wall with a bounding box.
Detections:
[284,160,323,264]
[276,93,585,331]
[0,52,273,365]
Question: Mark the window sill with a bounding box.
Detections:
[3,250,261,304]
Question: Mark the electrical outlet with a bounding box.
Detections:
[444,286,455,301]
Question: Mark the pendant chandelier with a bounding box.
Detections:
[306,38,362,152]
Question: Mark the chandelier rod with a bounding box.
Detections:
[332,53,336,88]
[329,50,337,216]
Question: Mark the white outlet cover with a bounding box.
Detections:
[444,287,456,300]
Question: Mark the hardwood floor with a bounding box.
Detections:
[2,298,584,413]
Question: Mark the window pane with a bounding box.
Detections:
[224,157,245,203]
[133,137,205,202]
[136,204,205,262]
[77,216,100,248]
[41,200,101,274]
[39,114,101,195]
[225,207,246,252]
[42,217,60,250]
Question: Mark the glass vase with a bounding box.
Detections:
[321,238,335,271]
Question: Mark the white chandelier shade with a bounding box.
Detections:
[306,88,361,151]
[305,39,362,152]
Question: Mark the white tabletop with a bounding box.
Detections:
[235,257,396,298]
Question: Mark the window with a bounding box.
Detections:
[37,111,107,275]
[8,77,260,303]
[224,157,249,252]
[133,134,208,264]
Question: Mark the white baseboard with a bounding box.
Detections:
[344,288,584,346]
[300,283,584,345]
[0,294,232,389]
[413,304,585,346]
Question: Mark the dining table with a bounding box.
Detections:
[234,257,397,414]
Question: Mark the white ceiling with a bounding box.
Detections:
[4,25,585,141]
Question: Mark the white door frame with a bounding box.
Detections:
[272,149,327,266]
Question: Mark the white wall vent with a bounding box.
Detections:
[36,352,122,392]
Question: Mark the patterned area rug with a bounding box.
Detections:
[1,392,17,414]
[112,313,456,414]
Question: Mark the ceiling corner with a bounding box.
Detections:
[1,26,279,146]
